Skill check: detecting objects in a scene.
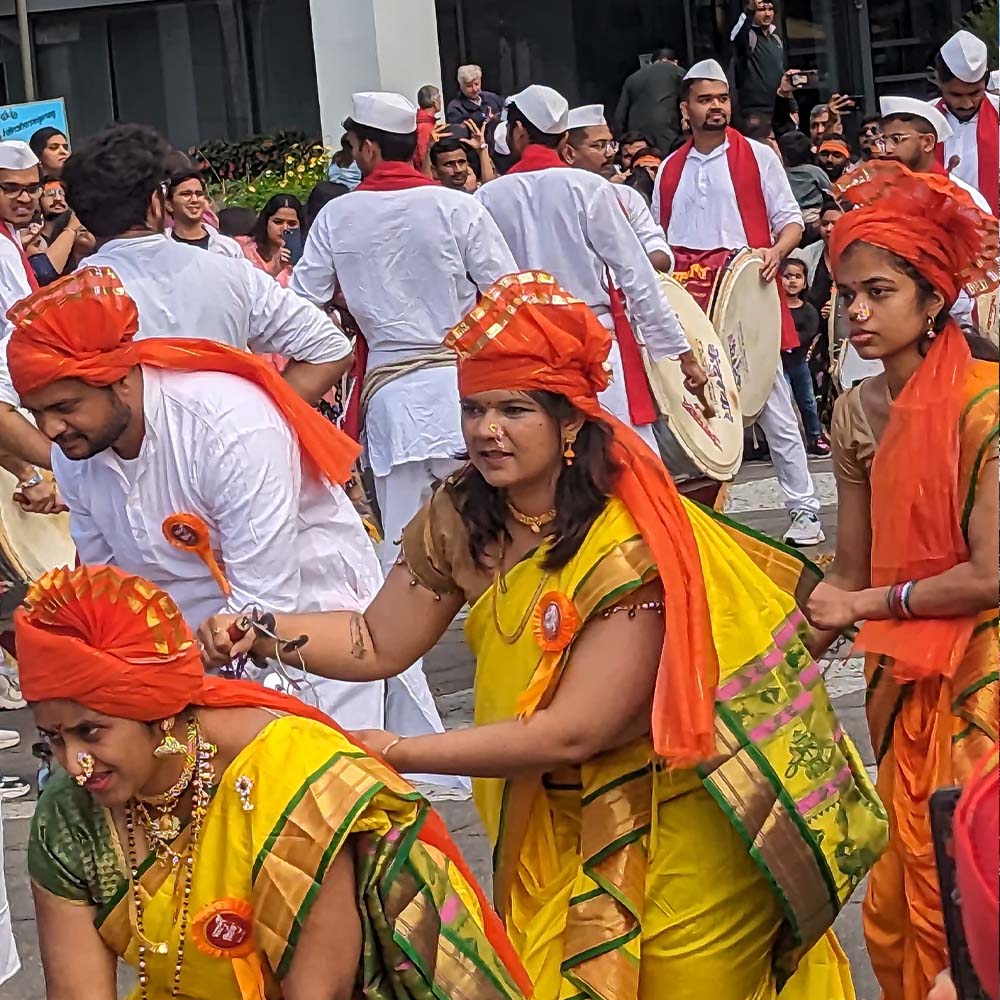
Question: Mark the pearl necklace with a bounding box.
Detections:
[125,718,216,999]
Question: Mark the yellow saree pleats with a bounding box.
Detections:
[468,498,888,1000]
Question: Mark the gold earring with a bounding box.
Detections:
[154,718,186,758]
[563,438,576,466]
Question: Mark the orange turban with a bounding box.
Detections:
[448,271,717,766]
[6,267,359,486]
[830,160,999,306]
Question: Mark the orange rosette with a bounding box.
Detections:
[192,899,265,1000]
[517,592,582,718]
[162,513,231,597]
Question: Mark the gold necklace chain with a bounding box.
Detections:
[126,718,216,1000]
[490,534,550,644]
[506,501,557,534]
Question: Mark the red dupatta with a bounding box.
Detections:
[935,96,999,216]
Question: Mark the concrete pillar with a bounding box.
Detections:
[309,0,442,145]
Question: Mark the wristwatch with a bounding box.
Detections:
[16,469,44,491]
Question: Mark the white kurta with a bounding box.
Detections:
[165,224,245,258]
[292,185,516,479]
[653,136,804,252]
[0,223,36,407]
[52,367,444,739]
[615,183,673,265]
[83,235,351,364]
[939,95,1000,198]
[476,167,690,365]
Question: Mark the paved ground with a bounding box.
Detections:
[0,456,883,999]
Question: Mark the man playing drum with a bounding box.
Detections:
[476,85,711,451]
[653,59,826,547]
[292,92,516,578]
[6,268,464,796]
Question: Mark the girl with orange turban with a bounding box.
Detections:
[18,564,529,1000]
[201,270,888,999]
[804,161,999,1000]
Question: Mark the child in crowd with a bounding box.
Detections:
[780,257,830,456]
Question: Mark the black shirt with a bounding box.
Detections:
[732,16,786,115]
[781,301,820,368]
[171,230,211,250]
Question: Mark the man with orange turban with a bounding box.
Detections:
[5,267,463,787]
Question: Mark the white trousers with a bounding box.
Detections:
[755,370,820,515]
[374,457,464,578]
[0,804,19,987]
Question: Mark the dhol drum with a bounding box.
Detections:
[976,288,999,348]
[0,469,75,625]
[708,249,782,423]
[644,275,744,482]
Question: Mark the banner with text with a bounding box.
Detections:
[0,98,69,144]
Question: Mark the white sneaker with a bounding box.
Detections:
[0,673,26,711]
[0,729,20,752]
[0,775,30,800]
[784,511,826,547]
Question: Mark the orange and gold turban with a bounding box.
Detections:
[448,271,717,766]
[6,267,359,486]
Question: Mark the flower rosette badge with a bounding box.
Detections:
[162,512,231,597]
[517,592,582,717]
[192,899,266,999]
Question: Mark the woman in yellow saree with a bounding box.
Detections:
[203,270,889,999]
[19,565,530,1000]
[805,162,999,1000]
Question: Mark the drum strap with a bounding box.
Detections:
[607,281,658,425]
[358,349,456,430]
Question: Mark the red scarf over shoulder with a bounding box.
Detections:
[658,128,798,350]
[506,145,658,424]
[935,96,999,216]
[341,162,441,439]
[1,222,40,295]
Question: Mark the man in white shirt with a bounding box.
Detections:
[292,92,517,576]
[562,104,673,273]
[0,141,62,508]
[477,85,708,450]
[653,60,825,547]
[165,170,244,257]
[8,269,462,794]
[934,30,999,216]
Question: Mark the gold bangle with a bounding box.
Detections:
[381,736,404,760]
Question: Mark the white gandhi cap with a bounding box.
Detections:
[493,121,511,157]
[0,140,39,171]
[939,30,989,84]
[349,92,418,134]
[880,96,953,142]
[683,59,728,84]
[567,104,607,130]
[990,70,1000,95]
[509,85,570,134]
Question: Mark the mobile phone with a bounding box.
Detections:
[791,69,819,89]
[282,226,304,266]
[929,787,991,1000]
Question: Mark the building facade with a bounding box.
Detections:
[0,0,980,151]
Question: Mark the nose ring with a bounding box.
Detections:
[74,751,95,786]
[853,302,872,322]
[488,422,504,444]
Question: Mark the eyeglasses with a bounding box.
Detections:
[880,132,920,148]
[586,140,618,154]
[42,185,66,198]
[0,181,43,198]
[860,124,881,136]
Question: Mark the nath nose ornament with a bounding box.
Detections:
[488,422,505,444]
[854,302,872,322]
[74,751,95,786]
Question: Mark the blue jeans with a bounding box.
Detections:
[784,358,823,441]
